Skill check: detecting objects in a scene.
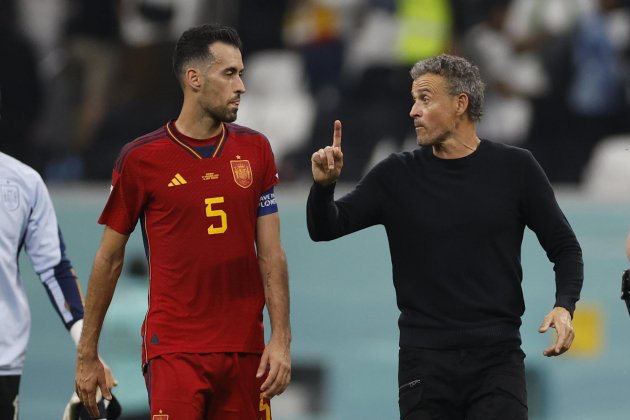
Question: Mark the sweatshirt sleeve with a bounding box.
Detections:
[24,176,84,330]
[520,151,583,316]
[306,182,341,241]
[306,158,389,242]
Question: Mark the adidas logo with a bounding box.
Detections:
[168,173,187,187]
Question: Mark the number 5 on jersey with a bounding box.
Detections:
[205,197,227,235]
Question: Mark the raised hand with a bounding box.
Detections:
[311,120,343,185]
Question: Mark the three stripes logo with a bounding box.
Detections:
[168,173,187,187]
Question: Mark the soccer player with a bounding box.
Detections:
[307,54,583,419]
[0,89,115,418]
[74,24,291,419]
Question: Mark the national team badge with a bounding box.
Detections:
[1,184,19,211]
[230,159,253,188]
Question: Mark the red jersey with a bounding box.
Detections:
[99,121,279,365]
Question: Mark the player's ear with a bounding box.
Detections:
[185,67,202,91]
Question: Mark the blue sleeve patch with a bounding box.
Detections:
[258,187,278,217]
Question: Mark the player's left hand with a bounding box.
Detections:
[538,306,575,356]
[257,336,291,398]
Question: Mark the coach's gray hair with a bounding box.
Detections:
[409,54,485,122]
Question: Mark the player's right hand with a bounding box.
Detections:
[75,353,112,418]
[311,120,343,185]
[100,356,118,390]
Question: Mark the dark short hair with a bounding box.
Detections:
[410,54,485,122]
[172,23,242,82]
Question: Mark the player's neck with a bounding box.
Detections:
[175,110,223,139]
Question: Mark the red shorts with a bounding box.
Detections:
[144,353,272,420]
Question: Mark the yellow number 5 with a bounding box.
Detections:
[205,197,227,235]
[259,394,271,420]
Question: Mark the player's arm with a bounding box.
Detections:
[255,212,291,399]
[75,226,129,417]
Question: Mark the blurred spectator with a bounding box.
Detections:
[81,0,203,180]
[522,0,630,184]
[65,0,123,154]
[449,0,493,42]
[237,0,288,57]
[37,0,123,181]
[279,0,353,180]
[394,0,454,65]
[0,0,43,168]
[283,0,346,96]
[563,0,630,183]
[463,0,547,146]
[343,2,399,80]
[499,0,595,184]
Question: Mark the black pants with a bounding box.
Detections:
[398,346,527,420]
[0,375,20,419]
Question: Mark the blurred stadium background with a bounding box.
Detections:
[2,0,630,418]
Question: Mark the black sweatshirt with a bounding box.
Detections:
[307,140,583,349]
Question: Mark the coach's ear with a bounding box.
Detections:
[454,93,469,118]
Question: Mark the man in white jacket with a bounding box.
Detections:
[0,89,116,418]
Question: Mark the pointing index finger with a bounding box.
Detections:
[332,120,342,148]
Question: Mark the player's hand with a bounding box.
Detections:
[538,306,575,356]
[311,120,343,186]
[257,336,291,399]
[75,353,112,417]
[100,357,118,390]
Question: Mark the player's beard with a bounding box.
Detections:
[222,107,238,123]
[206,103,238,123]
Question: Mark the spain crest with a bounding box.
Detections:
[1,184,19,211]
[230,159,253,188]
